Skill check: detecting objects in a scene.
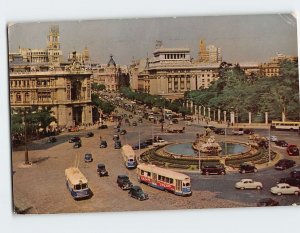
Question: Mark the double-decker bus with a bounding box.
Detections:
[271,121,300,131]
[65,167,91,200]
[121,145,137,169]
[137,164,192,196]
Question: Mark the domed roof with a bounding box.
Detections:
[107,55,116,67]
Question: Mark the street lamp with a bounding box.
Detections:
[198,149,201,174]
[22,109,30,165]
[268,125,271,164]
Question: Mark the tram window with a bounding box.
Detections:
[141,170,144,175]
[82,183,87,189]
[162,176,165,182]
[170,178,173,184]
[147,172,151,176]
[75,184,81,190]
[158,175,161,180]
[185,183,190,186]
[166,177,170,183]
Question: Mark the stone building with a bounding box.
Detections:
[9,60,93,127]
[198,40,222,63]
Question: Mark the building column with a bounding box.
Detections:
[194,105,198,115]
[203,107,206,117]
[208,107,211,120]
[265,112,268,125]
[223,111,227,123]
[217,109,221,122]
[248,112,252,124]
[190,101,194,113]
[230,111,235,124]
[282,111,286,122]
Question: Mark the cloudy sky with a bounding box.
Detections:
[8,14,297,65]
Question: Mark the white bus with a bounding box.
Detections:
[121,145,137,169]
[271,121,300,131]
[65,167,91,200]
[137,164,192,196]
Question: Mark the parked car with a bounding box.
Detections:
[47,136,57,143]
[73,141,82,148]
[278,177,300,187]
[98,124,108,129]
[287,145,299,156]
[99,140,107,148]
[270,183,300,195]
[213,128,225,135]
[275,140,288,147]
[120,129,127,135]
[244,129,254,135]
[85,132,94,138]
[144,138,153,146]
[201,163,226,175]
[290,169,300,179]
[113,134,120,141]
[97,163,108,176]
[257,198,279,207]
[128,185,149,201]
[69,136,81,143]
[132,121,137,126]
[153,139,168,147]
[239,163,258,174]
[114,140,122,149]
[132,142,148,150]
[84,153,93,163]
[117,175,133,190]
[235,179,263,190]
[275,159,296,170]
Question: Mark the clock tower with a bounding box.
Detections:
[47,25,63,65]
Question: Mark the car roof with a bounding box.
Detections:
[97,163,105,167]
[131,185,142,190]
[240,179,253,182]
[118,175,129,178]
[277,183,290,187]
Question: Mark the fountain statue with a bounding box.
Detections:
[196,135,222,155]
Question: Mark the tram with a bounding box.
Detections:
[137,164,192,196]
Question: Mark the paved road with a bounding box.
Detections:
[12,107,300,213]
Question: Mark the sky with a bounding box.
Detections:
[8,14,298,65]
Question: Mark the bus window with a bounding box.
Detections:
[75,184,81,190]
[170,178,174,184]
[158,175,161,180]
[141,170,144,175]
[82,183,88,189]
[185,182,190,187]
[166,177,170,183]
[147,172,151,176]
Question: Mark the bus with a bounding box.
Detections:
[65,167,91,200]
[137,164,192,196]
[271,121,300,131]
[121,145,137,169]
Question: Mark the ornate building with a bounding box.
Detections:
[9,60,93,127]
[198,39,222,63]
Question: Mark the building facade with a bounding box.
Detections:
[9,61,93,127]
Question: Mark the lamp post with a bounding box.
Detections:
[268,125,271,164]
[198,148,201,174]
[22,109,29,165]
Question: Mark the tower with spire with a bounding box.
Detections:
[47,25,63,64]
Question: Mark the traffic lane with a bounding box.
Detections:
[188,166,300,206]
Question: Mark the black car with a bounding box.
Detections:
[244,129,254,135]
[120,129,127,135]
[201,163,226,175]
[84,153,93,163]
[97,164,108,176]
[47,136,57,143]
[98,124,108,129]
[290,169,300,179]
[128,185,148,201]
[278,177,300,187]
[117,175,133,190]
[213,128,225,135]
[257,198,279,207]
[275,140,288,147]
[287,145,299,156]
[69,136,81,143]
[239,163,258,174]
[85,132,94,138]
[144,138,153,146]
[73,141,82,148]
[114,140,122,149]
[132,142,148,150]
[132,121,137,126]
[275,159,296,170]
[100,140,107,148]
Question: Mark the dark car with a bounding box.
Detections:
[172,118,179,124]
[201,163,226,175]
[278,177,300,187]
[287,145,299,156]
[275,140,288,147]
[128,185,149,201]
[144,138,153,146]
[244,129,254,135]
[257,198,279,207]
[85,132,94,138]
[73,141,82,148]
[113,134,120,141]
[98,124,108,129]
[97,164,108,176]
[120,129,127,135]
[114,140,122,149]
[47,136,57,143]
[69,136,81,143]
[239,163,258,174]
[99,140,107,148]
[213,128,225,135]
[290,169,300,179]
[132,142,148,150]
[132,121,137,126]
[84,153,93,163]
[117,175,133,190]
[275,159,296,170]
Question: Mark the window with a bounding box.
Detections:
[166,177,170,183]
[16,93,21,102]
[141,170,144,175]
